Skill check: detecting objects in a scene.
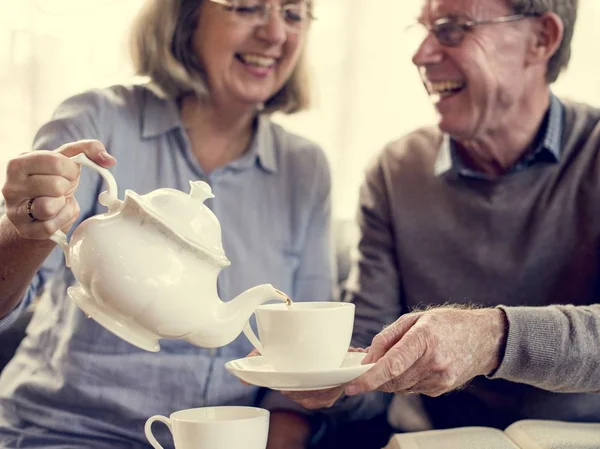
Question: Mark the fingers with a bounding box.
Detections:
[13,175,71,201]
[281,386,344,409]
[17,196,80,240]
[12,151,81,180]
[27,196,68,221]
[345,324,427,396]
[385,371,454,398]
[363,313,421,364]
[5,175,74,227]
[348,347,367,353]
[376,358,436,394]
[246,349,261,357]
[408,376,450,397]
[377,370,423,394]
[56,139,116,168]
[2,140,114,240]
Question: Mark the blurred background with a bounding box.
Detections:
[1,0,599,219]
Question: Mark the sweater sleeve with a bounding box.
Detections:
[489,304,600,393]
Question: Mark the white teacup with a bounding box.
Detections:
[244,301,355,372]
[144,406,269,449]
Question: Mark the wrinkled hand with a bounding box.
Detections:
[345,308,507,397]
[267,410,311,449]
[1,140,115,240]
[279,347,367,410]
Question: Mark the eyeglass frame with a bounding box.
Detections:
[208,0,315,33]
[413,13,541,48]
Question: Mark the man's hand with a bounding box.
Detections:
[267,410,311,449]
[345,307,507,397]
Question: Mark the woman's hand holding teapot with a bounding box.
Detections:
[2,139,116,240]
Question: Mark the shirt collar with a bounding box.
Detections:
[226,115,278,174]
[434,93,564,178]
[141,87,278,174]
[541,93,563,161]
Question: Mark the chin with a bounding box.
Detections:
[437,117,473,140]
[238,89,277,105]
[236,96,269,109]
[437,119,457,135]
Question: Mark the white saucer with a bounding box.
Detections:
[225,352,374,391]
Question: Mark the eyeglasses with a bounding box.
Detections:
[411,13,539,48]
[209,0,313,34]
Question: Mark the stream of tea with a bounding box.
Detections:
[275,288,294,308]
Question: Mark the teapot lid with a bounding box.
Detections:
[127,181,230,267]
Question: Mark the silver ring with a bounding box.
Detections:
[26,198,37,221]
[404,387,415,395]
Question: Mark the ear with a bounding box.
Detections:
[526,12,564,66]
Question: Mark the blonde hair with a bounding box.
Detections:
[129,0,311,114]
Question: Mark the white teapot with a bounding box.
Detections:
[49,154,288,352]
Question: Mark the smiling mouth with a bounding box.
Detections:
[425,80,467,98]
[236,53,277,69]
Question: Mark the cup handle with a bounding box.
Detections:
[243,321,264,355]
[49,153,122,267]
[144,415,173,449]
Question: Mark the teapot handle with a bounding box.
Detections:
[49,153,121,266]
[243,321,264,355]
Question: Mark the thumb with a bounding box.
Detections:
[56,139,116,168]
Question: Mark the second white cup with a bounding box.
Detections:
[145,406,269,449]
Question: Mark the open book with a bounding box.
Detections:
[384,420,600,449]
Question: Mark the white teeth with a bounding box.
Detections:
[240,54,276,68]
[427,80,466,94]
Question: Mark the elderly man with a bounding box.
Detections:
[289,0,600,435]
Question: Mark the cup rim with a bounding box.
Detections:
[170,406,269,423]
[257,301,354,312]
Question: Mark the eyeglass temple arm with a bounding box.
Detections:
[208,0,315,21]
[209,0,234,7]
[466,13,540,27]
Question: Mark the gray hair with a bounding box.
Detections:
[129,0,311,114]
[507,0,578,83]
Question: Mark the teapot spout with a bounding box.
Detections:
[184,284,288,349]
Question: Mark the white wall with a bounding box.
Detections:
[0,0,141,187]
[1,0,599,219]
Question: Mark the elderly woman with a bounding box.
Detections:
[0,1,332,448]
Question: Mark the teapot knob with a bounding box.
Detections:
[189,181,214,202]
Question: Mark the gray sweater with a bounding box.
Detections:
[347,100,600,429]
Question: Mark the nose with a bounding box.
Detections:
[412,31,444,67]
[256,7,287,44]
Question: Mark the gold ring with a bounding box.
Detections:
[26,198,37,221]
